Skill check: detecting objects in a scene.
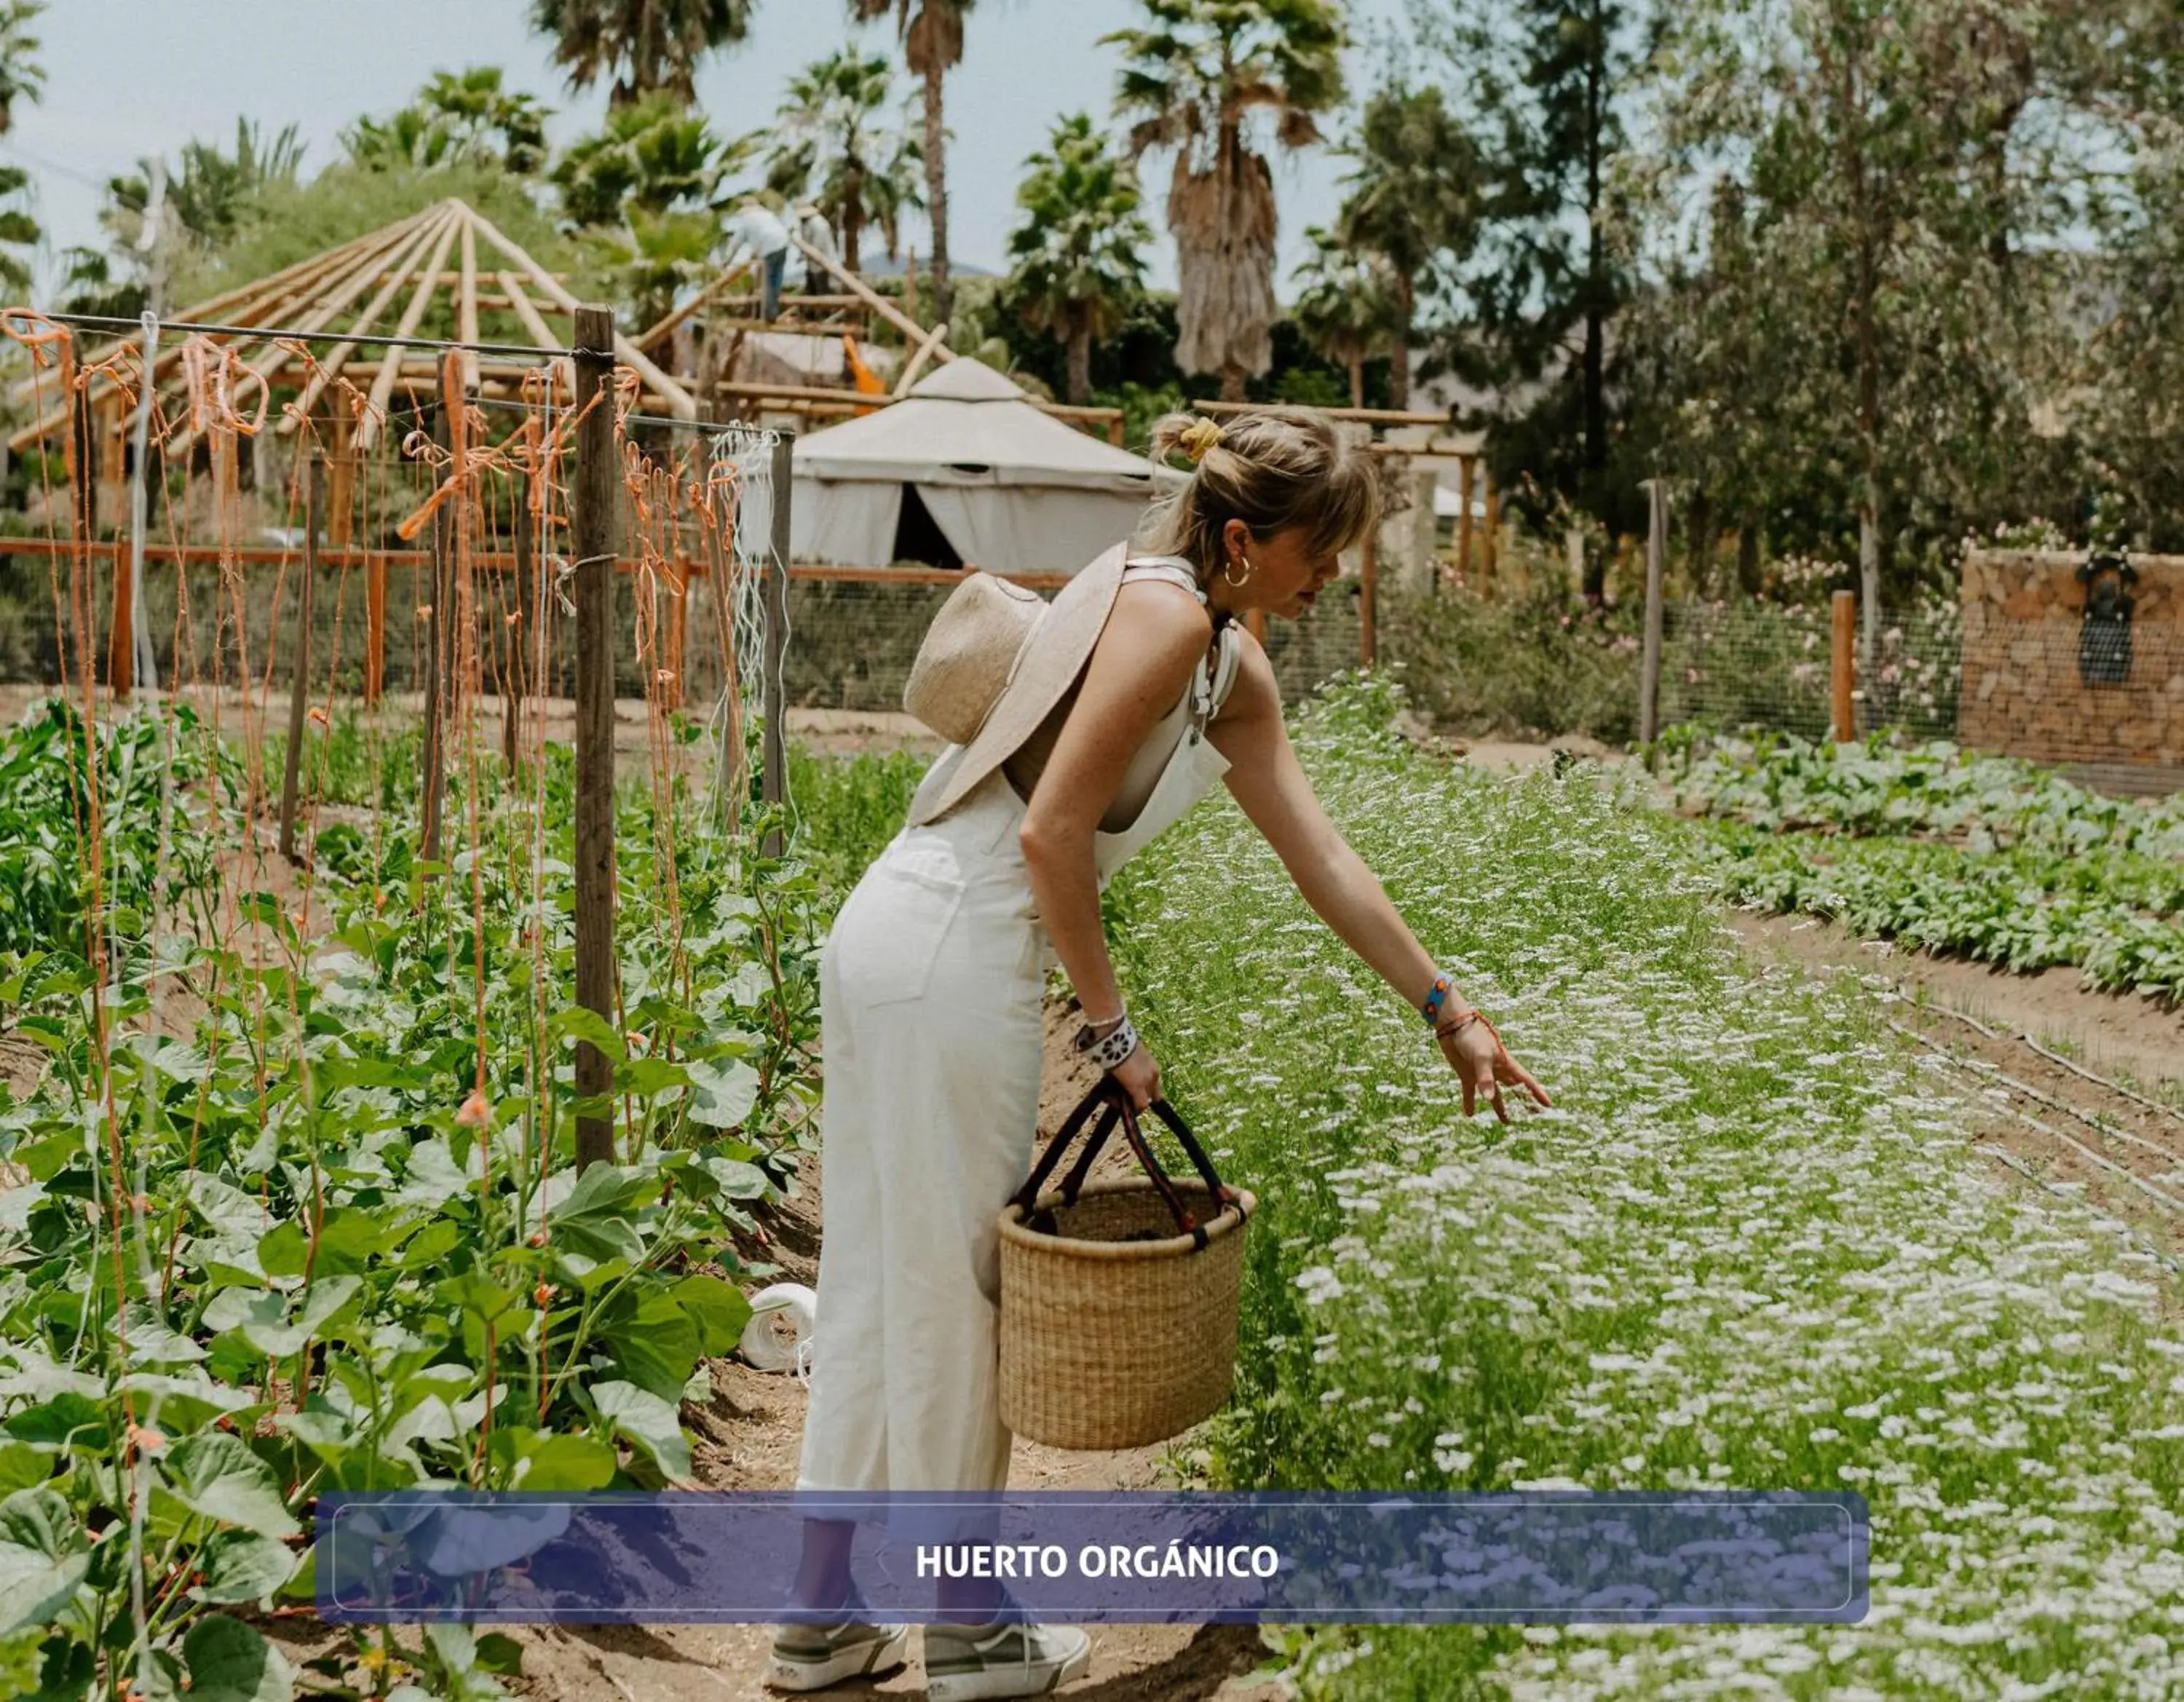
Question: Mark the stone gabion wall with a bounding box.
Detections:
[1959,550,2184,769]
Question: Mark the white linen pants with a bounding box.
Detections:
[796,767,1052,1499]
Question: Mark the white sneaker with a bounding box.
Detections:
[921,1617,1092,1701]
[763,1586,911,1693]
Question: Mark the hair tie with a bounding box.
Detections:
[1178,419,1224,465]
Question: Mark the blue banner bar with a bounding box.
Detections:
[316,1490,1867,1625]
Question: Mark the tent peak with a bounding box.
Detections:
[909,358,1024,403]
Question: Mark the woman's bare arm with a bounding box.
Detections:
[1018,582,1211,1024]
[1206,637,1456,1016]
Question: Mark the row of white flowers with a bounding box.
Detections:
[1112,676,2184,1699]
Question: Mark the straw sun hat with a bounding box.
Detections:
[902,543,1134,826]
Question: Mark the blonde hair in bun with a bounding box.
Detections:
[1144,407,1378,583]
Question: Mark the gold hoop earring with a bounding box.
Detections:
[1223,552,1254,587]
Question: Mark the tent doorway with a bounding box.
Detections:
[889,485,964,571]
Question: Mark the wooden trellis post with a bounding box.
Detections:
[573,304,620,1171]
[279,454,323,863]
[1457,454,1476,585]
[760,430,792,859]
[503,470,534,770]
[419,362,460,868]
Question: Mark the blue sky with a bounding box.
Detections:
[2,0,1411,302]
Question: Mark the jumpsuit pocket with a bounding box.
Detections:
[847,847,968,1007]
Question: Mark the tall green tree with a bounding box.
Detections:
[852,0,973,322]
[1004,114,1153,403]
[345,68,552,175]
[529,0,753,109]
[1290,229,1399,408]
[1637,0,2123,616]
[767,50,920,272]
[0,0,41,135]
[1107,0,1348,401]
[1419,0,1653,563]
[1334,82,1480,412]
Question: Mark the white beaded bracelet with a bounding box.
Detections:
[1073,1011,1139,1072]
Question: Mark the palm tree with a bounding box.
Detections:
[0,163,37,295]
[530,0,753,109]
[1005,115,1152,405]
[1106,0,1346,401]
[0,1,43,136]
[554,92,751,228]
[850,0,973,322]
[768,50,918,274]
[103,120,306,254]
[1335,82,1479,411]
[1290,229,1398,408]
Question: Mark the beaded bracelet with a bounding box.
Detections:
[1074,1010,1140,1072]
[1420,973,1454,1026]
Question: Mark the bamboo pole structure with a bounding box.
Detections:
[893,319,949,397]
[360,208,466,451]
[468,205,695,419]
[572,305,619,1171]
[280,454,323,862]
[787,233,953,360]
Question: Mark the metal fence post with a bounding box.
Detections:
[1639,478,1667,749]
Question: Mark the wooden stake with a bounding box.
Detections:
[1639,478,1667,750]
[1482,469,1500,585]
[573,304,619,1172]
[1457,455,1476,586]
[761,430,792,860]
[279,454,323,863]
[104,404,132,695]
[504,470,533,770]
[328,411,355,550]
[665,556,688,714]
[419,360,459,867]
[1832,587,1856,743]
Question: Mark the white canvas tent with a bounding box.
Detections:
[791,359,1169,572]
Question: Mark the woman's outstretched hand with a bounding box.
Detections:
[1439,1015,1551,1122]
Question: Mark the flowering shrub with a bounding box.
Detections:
[1112,674,2184,1695]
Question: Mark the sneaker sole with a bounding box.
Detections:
[762,1625,910,1693]
[924,1637,1092,1702]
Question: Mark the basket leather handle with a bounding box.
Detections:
[1010,1075,1242,1250]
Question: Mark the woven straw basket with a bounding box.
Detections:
[997,1079,1256,1452]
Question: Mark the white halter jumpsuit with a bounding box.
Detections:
[797,558,1244,1497]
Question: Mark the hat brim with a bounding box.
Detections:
[905,544,1131,827]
